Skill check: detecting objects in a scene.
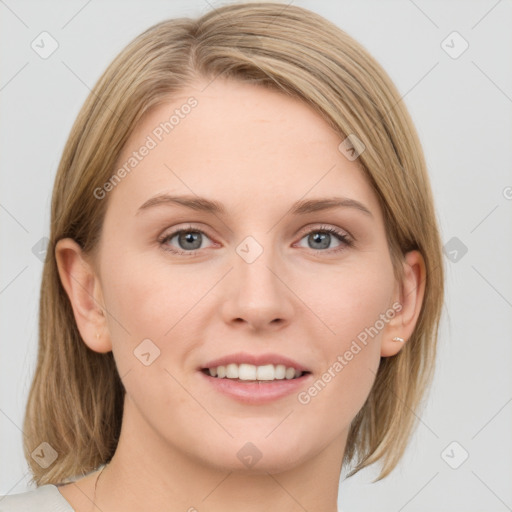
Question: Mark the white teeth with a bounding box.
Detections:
[206,363,304,381]
[226,363,238,378]
[274,364,286,379]
[239,363,257,380]
[285,367,296,380]
[256,364,274,381]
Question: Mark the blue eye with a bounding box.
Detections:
[295,225,353,253]
[158,224,353,256]
[159,225,213,255]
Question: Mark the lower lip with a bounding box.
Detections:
[199,371,313,404]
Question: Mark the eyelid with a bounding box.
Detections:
[159,223,214,240]
[296,223,352,241]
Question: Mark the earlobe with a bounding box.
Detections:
[54,238,112,354]
[381,250,426,357]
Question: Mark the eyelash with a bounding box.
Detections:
[158,224,353,257]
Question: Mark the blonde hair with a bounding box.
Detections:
[24,1,444,486]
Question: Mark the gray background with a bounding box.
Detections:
[1,0,511,510]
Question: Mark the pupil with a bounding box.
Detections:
[310,232,329,249]
[180,231,201,250]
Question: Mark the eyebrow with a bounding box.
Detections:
[136,194,373,218]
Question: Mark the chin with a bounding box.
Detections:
[195,434,315,475]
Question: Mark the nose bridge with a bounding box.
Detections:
[223,233,294,329]
[235,233,282,300]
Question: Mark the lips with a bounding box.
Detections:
[199,364,313,404]
[198,351,313,403]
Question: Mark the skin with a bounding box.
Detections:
[55,78,425,512]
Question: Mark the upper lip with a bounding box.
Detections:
[201,352,311,373]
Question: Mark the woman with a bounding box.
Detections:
[1,2,444,511]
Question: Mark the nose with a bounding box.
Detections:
[220,245,295,332]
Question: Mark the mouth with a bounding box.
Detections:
[198,353,313,403]
[200,364,311,382]
[199,364,313,404]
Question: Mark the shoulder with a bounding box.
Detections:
[0,484,74,512]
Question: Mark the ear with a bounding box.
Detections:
[55,238,112,353]
[381,250,426,357]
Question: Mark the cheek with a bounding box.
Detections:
[101,246,204,332]
[99,252,205,406]
[295,255,394,392]
[99,245,218,375]
[296,255,395,343]
[294,263,394,427]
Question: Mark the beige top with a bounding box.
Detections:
[0,484,74,511]
[0,466,104,512]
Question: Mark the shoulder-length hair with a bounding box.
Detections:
[24,1,444,486]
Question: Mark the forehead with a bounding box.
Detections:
[106,78,381,221]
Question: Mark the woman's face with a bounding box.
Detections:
[83,78,407,472]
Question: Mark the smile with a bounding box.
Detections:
[202,363,309,381]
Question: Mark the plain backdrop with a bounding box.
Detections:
[1,1,511,510]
